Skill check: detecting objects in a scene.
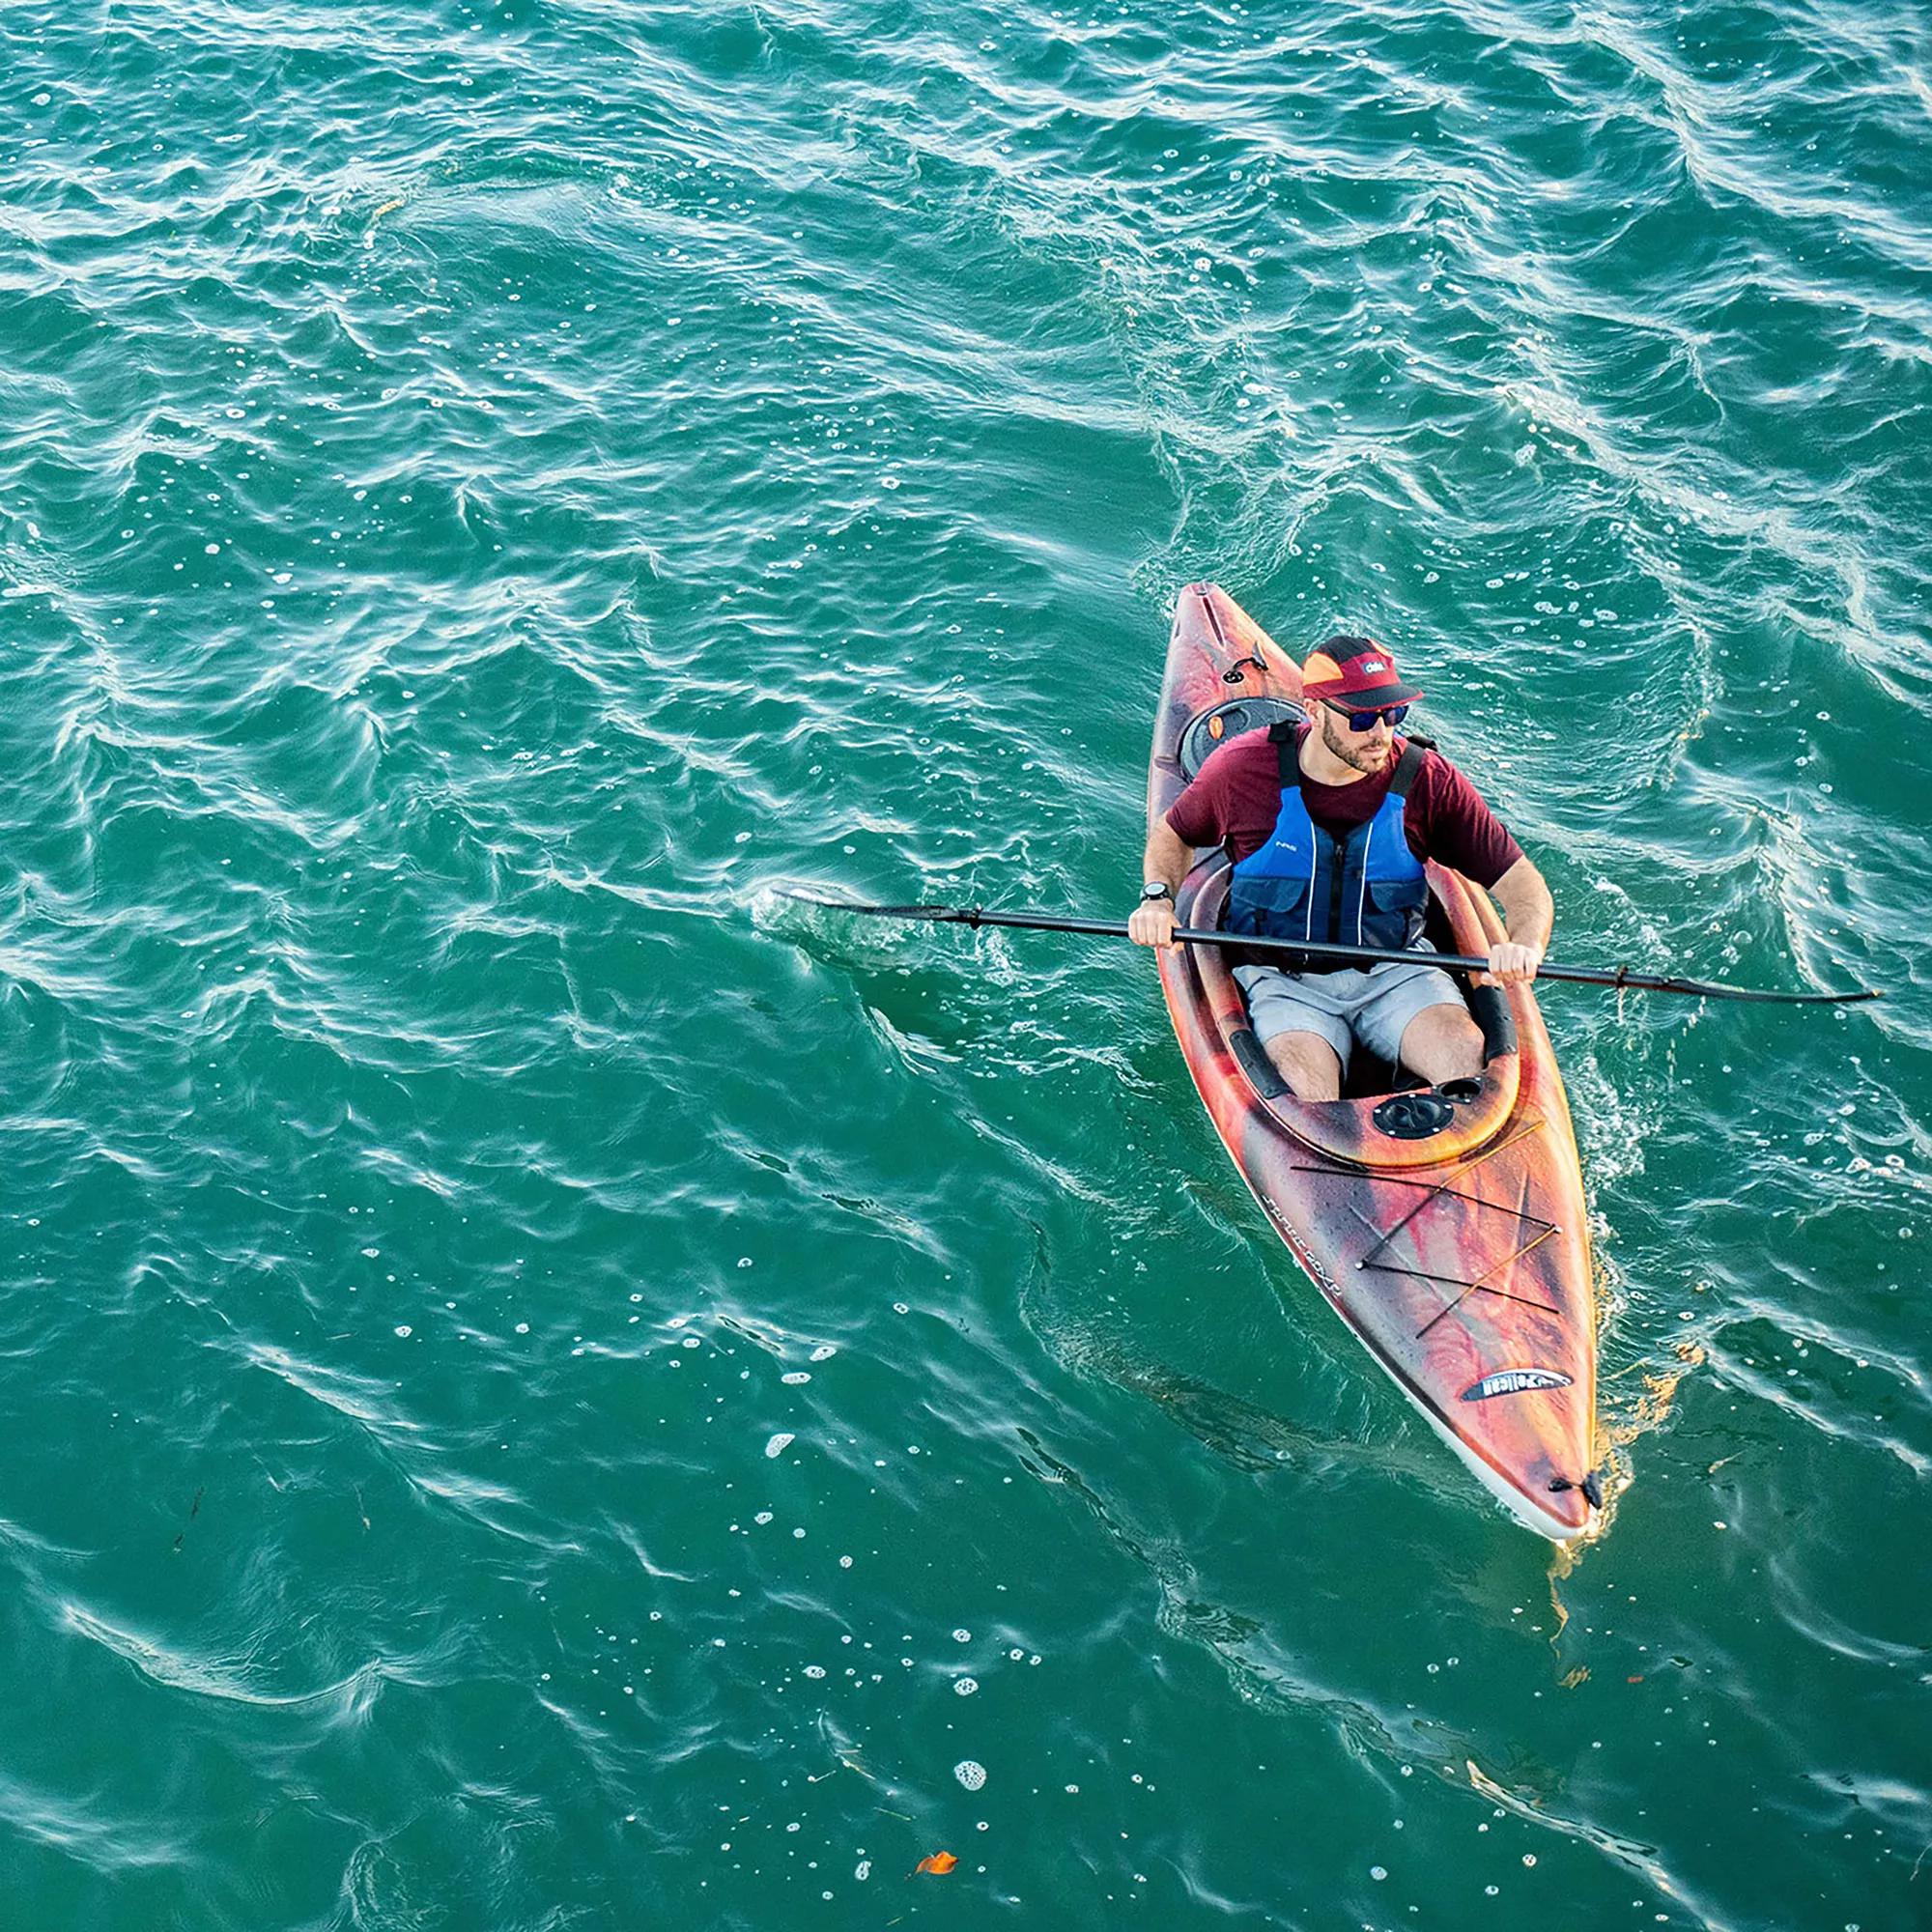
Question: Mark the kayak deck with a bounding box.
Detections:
[1150,583,1602,1540]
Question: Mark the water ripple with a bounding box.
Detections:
[2,0,1927,1923]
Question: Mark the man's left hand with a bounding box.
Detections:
[1484,940,1543,985]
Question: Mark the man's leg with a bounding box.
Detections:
[1394,1000,1485,1085]
[1263,1029,1345,1102]
[1354,959,1486,1086]
[1236,965,1351,1101]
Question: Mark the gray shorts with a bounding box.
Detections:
[1234,953,1465,1070]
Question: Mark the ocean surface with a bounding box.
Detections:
[3,1,1929,1926]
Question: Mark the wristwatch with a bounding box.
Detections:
[1140,881,1173,903]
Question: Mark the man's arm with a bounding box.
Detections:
[1485,856,1552,985]
[1413,753,1549,986]
[1128,816,1195,948]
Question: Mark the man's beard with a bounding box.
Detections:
[1320,712,1390,776]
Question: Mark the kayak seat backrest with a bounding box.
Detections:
[1177,696,1306,782]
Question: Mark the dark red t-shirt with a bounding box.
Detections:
[1166,724,1522,888]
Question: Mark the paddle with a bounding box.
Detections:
[779,893,1883,1006]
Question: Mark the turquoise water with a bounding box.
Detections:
[3,0,1929,1925]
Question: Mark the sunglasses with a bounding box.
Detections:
[1322,697,1410,731]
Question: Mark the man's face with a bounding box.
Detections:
[1318,700,1397,776]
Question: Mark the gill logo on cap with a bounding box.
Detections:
[1361,659,1386,673]
[1461,1368,1573,1402]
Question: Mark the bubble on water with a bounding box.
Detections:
[515,1321,529,1334]
[954,1760,986,1790]
[854,1861,871,1881]
[810,1345,837,1361]
[804,1665,826,1679]
[681,1337,700,1350]
[953,1677,978,1696]
[952,1629,971,1642]
[394,1325,412,1338]
[764,1433,795,1459]
[781,1371,810,1384]
[754,1511,774,1524]
[1371,1866,1388,1881]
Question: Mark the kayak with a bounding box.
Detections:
[1150,583,1603,1540]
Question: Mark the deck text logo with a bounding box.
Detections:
[1461,1368,1573,1402]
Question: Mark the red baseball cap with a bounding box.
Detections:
[1300,634,1423,707]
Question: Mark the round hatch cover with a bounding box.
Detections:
[1372,1092,1456,1140]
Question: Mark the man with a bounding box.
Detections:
[1128,636,1551,1101]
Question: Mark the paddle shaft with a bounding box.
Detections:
[786,896,1882,1006]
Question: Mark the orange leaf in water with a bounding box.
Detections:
[914,1852,959,1876]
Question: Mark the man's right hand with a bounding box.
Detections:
[1128,899,1179,949]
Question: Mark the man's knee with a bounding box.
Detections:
[1264,1029,1344,1101]
[1398,1003,1484,1082]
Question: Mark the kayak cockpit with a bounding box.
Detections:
[1180,859,1523,1169]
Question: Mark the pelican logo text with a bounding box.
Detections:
[1461,1368,1573,1402]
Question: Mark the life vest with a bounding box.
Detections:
[1227,724,1431,955]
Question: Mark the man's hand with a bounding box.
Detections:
[1129,898,1179,949]
[1135,817,1195,951]
[1483,939,1543,985]
[1485,859,1552,988]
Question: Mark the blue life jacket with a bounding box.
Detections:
[1227,725,1431,957]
